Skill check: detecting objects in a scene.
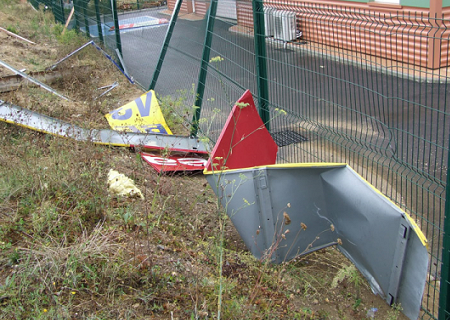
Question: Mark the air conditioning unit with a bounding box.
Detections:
[273,10,297,42]
[263,7,276,37]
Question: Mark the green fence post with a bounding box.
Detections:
[95,0,104,44]
[190,0,218,137]
[252,0,270,130]
[439,138,450,320]
[83,0,90,37]
[111,0,123,57]
[51,0,57,23]
[148,0,183,90]
[73,0,80,31]
[59,0,65,23]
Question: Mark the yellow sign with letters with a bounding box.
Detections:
[105,90,172,135]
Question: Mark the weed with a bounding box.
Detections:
[55,27,84,47]
[158,89,195,135]
[332,264,363,297]
[387,303,403,320]
[6,25,18,34]
[352,297,362,310]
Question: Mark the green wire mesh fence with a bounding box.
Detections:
[29,0,66,23]
[33,0,450,318]
[147,2,450,319]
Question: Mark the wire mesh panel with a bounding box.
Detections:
[118,6,173,87]
[128,1,450,317]
[51,0,66,23]
[72,0,119,51]
[252,3,450,319]
[116,0,166,11]
[151,7,207,93]
[36,0,450,318]
[29,0,67,24]
[152,1,450,318]
[196,2,259,141]
[143,0,258,139]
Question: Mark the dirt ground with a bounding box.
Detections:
[0,2,418,320]
[0,16,143,129]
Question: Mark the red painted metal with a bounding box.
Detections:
[141,152,207,173]
[205,90,278,172]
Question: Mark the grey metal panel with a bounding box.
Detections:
[206,165,341,262]
[205,163,428,320]
[264,166,338,262]
[253,169,276,259]
[396,229,429,319]
[0,101,208,153]
[206,171,264,254]
[320,166,403,296]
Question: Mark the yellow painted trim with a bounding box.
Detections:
[204,162,429,248]
[2,119,54,136]
[0,118,133,148]
[203,162,347,175]
[405,214,429,248]
[348,166,428,248]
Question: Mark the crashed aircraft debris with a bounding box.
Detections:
[204,90,429,320]
[141,152,207,173]
[0,100,207,153]
[105,90,172,135]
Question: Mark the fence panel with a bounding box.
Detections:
[181,2,449,318]
[35,0,450,318]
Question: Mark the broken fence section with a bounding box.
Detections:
[0,59,69,101]
[47,40,133,84]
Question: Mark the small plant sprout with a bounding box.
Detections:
[235,102,249,109]
[275,107,287,115]
[209,56,224,63]
[387,303,403,320]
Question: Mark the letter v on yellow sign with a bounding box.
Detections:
[105,90,172,135]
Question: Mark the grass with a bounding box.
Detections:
[0,126,359,318]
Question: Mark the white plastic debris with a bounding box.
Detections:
[107,169,144,199]
[366,308,378,318]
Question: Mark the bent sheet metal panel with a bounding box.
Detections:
[204,89,278,172]
[0,100,207,153]
[204,163,428,320]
